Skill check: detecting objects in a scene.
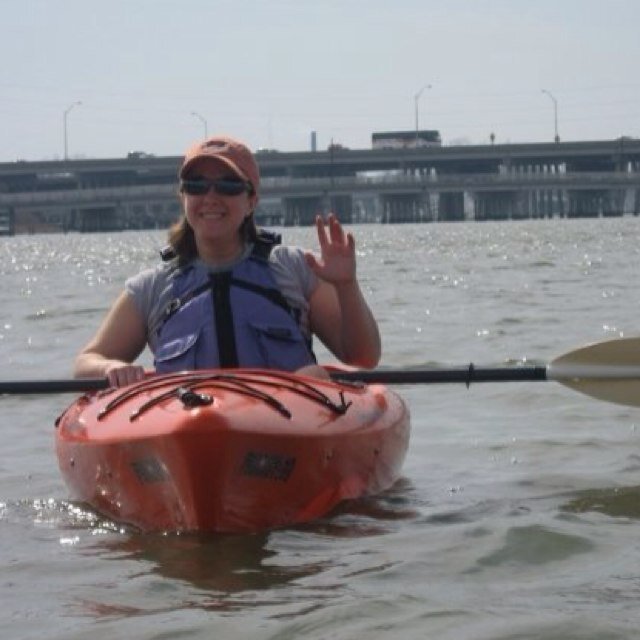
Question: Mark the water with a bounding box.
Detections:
[1,219,640,639]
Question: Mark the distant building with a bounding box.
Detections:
[127,151,154,159]
[372,130,441,149]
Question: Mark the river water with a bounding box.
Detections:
[1,218,640,639]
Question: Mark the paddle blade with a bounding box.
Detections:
[559,378,640,408]
[548,337,640,407]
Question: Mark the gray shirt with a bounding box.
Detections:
[125,244,319,353]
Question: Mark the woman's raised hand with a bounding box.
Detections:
[305,214,356,285]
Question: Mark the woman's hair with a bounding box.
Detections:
[167,186,258,264]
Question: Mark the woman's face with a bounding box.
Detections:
[182,158,257,252]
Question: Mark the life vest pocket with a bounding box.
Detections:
[154,329,202,372]
[249,322,313,371]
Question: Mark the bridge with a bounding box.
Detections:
[1,138,639,234]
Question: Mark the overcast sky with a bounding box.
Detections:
[2,0,639,161]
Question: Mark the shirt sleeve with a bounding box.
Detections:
[269,244,319,300]
[269,244,319,338]
[125,264,175,345]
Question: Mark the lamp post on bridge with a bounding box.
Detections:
[63,101,82,160]
[191,111,208,139]
[414,84,431,144]
[541,89,560,143]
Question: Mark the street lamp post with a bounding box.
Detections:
[414,84,432,143]
[191,111,208,139]
[541,89,559,143]
[63,101,82,160]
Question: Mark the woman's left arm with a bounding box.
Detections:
[305,214,381,368]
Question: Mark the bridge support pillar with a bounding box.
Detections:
[567,190,608,218]
[321,194,353,222]
[473,192,518,220]
[379,194,424,223]
[438,192,465,221]
[282,196,324,225]
[557,189,569,218]
[0,206,14,235]
[421,191,437,221]
[470,191,483,220]
[604,189,625,217]
[75,206,123,232]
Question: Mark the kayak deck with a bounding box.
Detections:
[55,369,411,533]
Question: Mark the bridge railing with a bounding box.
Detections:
[1,170,639,207]
[0,183,176,206]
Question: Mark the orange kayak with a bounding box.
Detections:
[55,368,410,533]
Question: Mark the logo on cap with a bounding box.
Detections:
[203,140,229,152]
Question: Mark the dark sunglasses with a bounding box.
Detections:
[181,176,252,197]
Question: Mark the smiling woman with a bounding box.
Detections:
[73,134,381,387]
[176,138,259,265]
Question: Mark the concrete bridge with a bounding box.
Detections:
[1,138,639,234]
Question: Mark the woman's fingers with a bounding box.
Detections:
[106,363,146,388]
[315,214,329,250]
[328,214,344,245]
[317,213,350,250]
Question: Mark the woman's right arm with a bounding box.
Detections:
[74,291,148,387]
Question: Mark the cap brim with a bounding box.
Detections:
[180,154,249,183]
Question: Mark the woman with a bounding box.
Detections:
[74,135,381,387]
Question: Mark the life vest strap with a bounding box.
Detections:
[210,272,238,368]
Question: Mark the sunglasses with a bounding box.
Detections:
[181,176,252,197]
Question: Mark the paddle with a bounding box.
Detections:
[1,336,639,408]
[334,337,640,407]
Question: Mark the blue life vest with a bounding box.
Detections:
[154,232,316,373]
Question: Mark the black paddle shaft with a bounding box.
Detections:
[0,365,549,395]
[330,365,548,386]
[0,378,109,395]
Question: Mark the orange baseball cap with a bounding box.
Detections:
[179,135,260,191]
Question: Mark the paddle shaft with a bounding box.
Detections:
[0,378,109,395]
[330,366,548,385]
[4,363,639,393]
[0,366,547,395]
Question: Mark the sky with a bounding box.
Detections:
[2,0,639,162]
